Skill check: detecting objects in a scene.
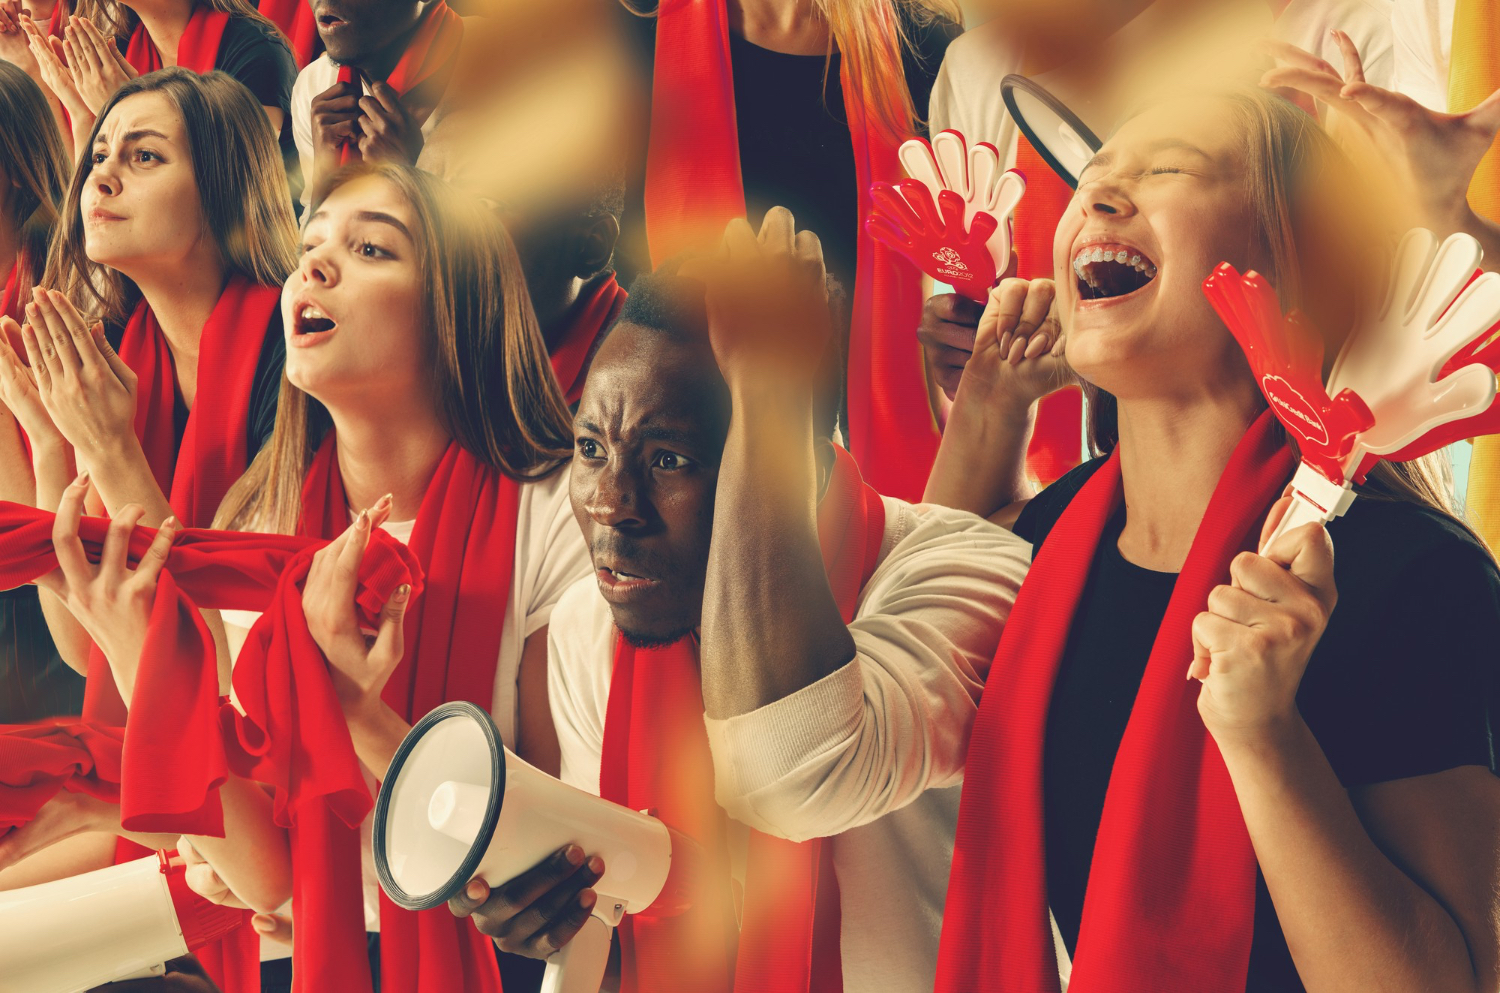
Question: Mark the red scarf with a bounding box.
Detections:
[335,1,464,165]
[1012,135,1083,486]
[599,446,885,992]
[124,5,231,74]
[551,275,626,406]
[0,723,123,835]
[643,0,934,502]
[83,275,281,725]
[256,0,320,68]
[1,251,28,324]
[934,411,1294,993]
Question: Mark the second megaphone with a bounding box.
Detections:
[374,701,681,993]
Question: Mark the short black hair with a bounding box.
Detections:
[616,261,846,441]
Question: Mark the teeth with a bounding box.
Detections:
[1129,254,1141,267]
[300,304,327,322]
[1072,246,1157,278]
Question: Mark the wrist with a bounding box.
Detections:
[1209,708,1307,763]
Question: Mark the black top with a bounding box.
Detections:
[617,13,957,290]
[212,16,301,204]
[1012,457,1500,992]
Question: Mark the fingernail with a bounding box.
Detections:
[252,915,275,932]
[376,492,393,509]
[466,879,485,901]
[355,508,369,530]
[564,845,584,866]
[161,515,177,531]
[393,583,410,603]
[587,856,604,875]
[578,889,597,911]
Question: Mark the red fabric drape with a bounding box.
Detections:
[551,275,627,406]
[600,446,885,992]
[123,5,231,74]
[643,0,935,502]
[256,0,320,68]
[334,1,464,165]
[1,251,28,324]
[934,411,1294,993]
[1012,135,1083,485]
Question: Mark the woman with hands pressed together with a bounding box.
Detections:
[928,87,1500,993]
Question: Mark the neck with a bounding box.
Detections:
[132,253,228,370]
[729,0,829,55]
[537,271,606,352]
[355,7,428,78]
[1113,384,1264,572]
[326,397,452,521]
[127,0,195,63]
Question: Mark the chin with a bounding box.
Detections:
[610,603,699,650]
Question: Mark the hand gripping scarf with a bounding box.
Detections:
[334,0,464,165]
[643,0,934,503]
[551,275,627,407]
[934,410,1295,993]
[599,445,886,993]
[123,4,231,74]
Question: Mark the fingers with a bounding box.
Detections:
[1329,29,1365,85]
[1188,610,1241,680]
[18,321,50,394]
[758,206,796,254]
[49,469,93,593]
[1263,522,1337,609]
[100,502,145,581]
[460,846,606,958]
[252,912,294,946]
[28,289,84,377]
[451,845,585,922]
[366,583,409,674]
[367,80,404,118]
[92,322,134,388]
[133,515,177,588]
[722,216,759,263]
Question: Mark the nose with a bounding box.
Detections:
[91,153,121,199]
[1077,175,1135,219]
[585,458,649,531]
[298,243,337,288]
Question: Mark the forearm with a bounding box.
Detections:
[0,831,115,890]
[0,415,34,505]
[343,698,413,783]
[1221,716,1482,993]
[700,383,855,720]
[924,382,1036,517]
[164,778,290,913]
[84,440,173,524]
[38,589,94,675]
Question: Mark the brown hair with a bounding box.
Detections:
[1083,86,1482,545]
[215,163,575,534]
[43,68,297,324]
[0,61,69,298]
[72,0,285,46]
[620,0,960,141]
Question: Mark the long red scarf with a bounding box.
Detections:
[934,411,1294,993]
[124,5,231,74]
[256,0,320,68]
[83,275,280,724]
[643,0,934,502]
[1012,135,1083,486]
[1,251,28,324]
[551,275,627,406]
[334,1,464,165]
[599,446,885,992]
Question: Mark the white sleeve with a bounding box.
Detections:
[291,65,317,212]
[928,45,960,136]
[703,506,1029,841]
[520,472,593,639]
[548,577,612,796]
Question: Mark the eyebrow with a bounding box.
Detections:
[354,210,414,242]
[1078,139,1214,179]
[574,417,702,448]
[94,128,172,149]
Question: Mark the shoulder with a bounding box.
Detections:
[517,466,576,527]
[932,18,1021,87]
[292,53,338,101]
[1328,497,1497,602]
[862,497,1030,610]
[1012,456,1110,548]
[217,15,296,72]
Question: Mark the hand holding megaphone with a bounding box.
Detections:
[375,703,700,993]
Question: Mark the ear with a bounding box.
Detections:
[574,212,620,279]
[814,437,836,501]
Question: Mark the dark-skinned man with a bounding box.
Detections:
[447,208,1029,993]
[291,0,468,211]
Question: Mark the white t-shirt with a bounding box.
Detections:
[1392,0,1456,111]
[548,497,1030,993]
[222,468,591,951]
[928,0,1395,167]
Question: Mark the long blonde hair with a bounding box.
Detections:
[1084,85,1483,546]
[214,163,574,535]
[43,68,297,324]
[0,62,68,298]
[622,0,960,140]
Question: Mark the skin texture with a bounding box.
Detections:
[569,321,728,646]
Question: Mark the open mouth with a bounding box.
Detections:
[596,566,658,598]
[1073,243,1158,302]
[293,303,337,340]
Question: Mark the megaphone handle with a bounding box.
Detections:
[540,914,614,993]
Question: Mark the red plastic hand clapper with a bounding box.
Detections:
[1202,262,1374,483]
[866,180,1003,302]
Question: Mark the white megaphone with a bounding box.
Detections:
[374,702,678,993]
[0,851,245,993]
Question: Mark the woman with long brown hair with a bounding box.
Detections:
[0,60,81,722]
[618,0,960,502]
